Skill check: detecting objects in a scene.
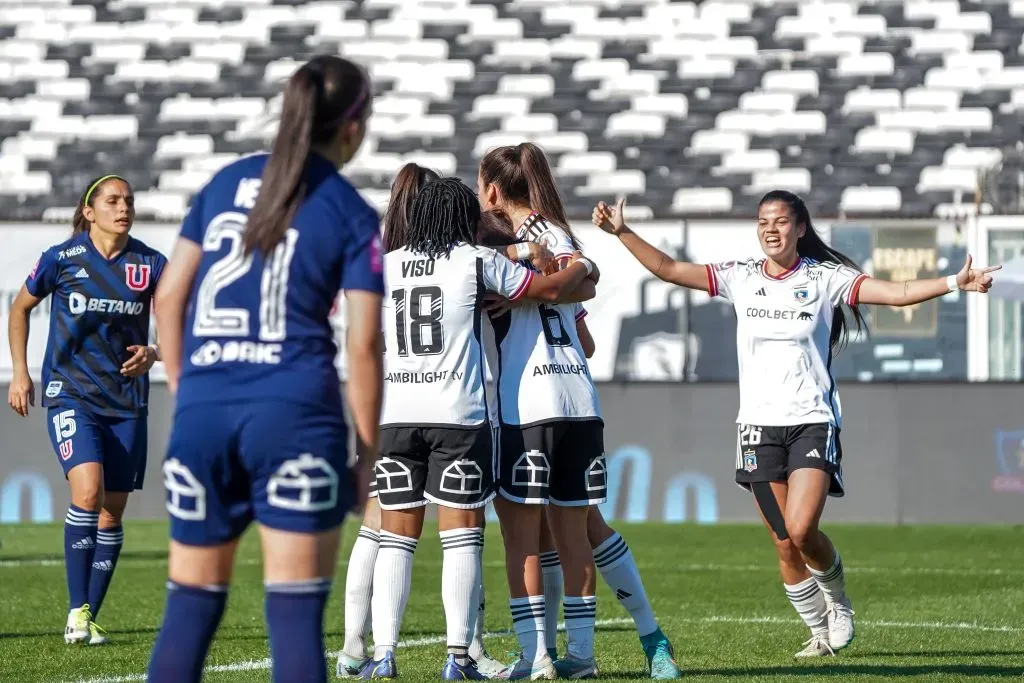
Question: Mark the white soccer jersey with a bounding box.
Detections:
[381,243,533,427]
[706,257,867,428]
[494,214,601,426]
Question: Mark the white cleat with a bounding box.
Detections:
[500,653,557,680]
[336,651,370,678]
[87,622,108,646]
[64,605,92,644]
[794,633,835,658]
[827,597,856,651]
[472,649,512,679]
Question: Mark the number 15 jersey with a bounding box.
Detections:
[381,244,534,428]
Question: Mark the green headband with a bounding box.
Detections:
[83,175,126,206]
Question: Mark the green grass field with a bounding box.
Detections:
[1,522,1022,682]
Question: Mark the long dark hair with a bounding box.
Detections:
[244,55,370,255]
[407,178,481,260]
[476,210,518,248]
[759,190,867,351]
[383,163,440,253]
[73,175,131,235]
[479,142,580,248]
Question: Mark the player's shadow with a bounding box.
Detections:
[0,549,168,562]
[702,664,1024,677]
[850,650,1024,659]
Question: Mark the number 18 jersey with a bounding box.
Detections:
[381,244,533,428]
[176,153,385,413]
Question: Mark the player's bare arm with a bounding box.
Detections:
[7,284,43,417]
[857,254,1000,306]
[345,289,384,503]
[520,252,598,303]
[154,237,203,394]
[593,198,710,292]
[576,318,596,359]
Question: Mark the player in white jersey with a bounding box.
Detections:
[365,177,598,680]
[593,189,998,659]
[479,199,681,680]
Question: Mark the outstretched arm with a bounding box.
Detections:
[593,198,710,292]
[858,255,999,306]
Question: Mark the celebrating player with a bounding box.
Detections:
[7,174,164,645]
[147,55,383,683]
[478,191,680,679]
[364,177,596,680]
[593,189,999,657]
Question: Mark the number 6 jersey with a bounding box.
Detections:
[491,214,602,427]
[380,243,534,427]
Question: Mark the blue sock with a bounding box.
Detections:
[64,505,98,610]
[148,582,228,683]
[88,526,124,619]
[265,578,332,682]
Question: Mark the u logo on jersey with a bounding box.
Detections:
[125,264,151,291]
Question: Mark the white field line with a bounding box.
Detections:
[69,614,1024,683]
[7,556,1024,577]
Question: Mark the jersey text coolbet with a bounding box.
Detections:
[381,244,532,427]
[176,153,384,413]
[706,257,867,428]
[496,215,599,426]
[26,233,166,417]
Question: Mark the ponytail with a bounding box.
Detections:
[760,190,868,351]
[382,163,440,253]
[244,55,370,255]
[479,142,580,249]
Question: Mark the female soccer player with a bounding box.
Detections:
[478,192,680,680]
[365,177,596,680]
[7,175,164,646]
[147,55,383,683]
[593,189,998,657]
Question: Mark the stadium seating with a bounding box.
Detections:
[1,0,1024,221]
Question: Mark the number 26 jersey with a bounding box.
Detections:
[380,244,533,428]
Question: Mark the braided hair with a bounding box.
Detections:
[407,177,481,259]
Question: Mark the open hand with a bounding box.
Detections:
[121,345,157,377]
[956,254,1001,293]
[7,372,34,417]
[592,197,627,235]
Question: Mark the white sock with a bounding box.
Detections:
[440,527,483,663]
[468,549,487,661]
[510,595,547,666]
[563,595,596,660]
[784,576,828,635]
[809,550,847,606]
[343,526,379,657]
[540,550,562,653]
[593,532,658,637]
[371,531,417,660]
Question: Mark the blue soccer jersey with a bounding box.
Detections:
[175,153,385,413]
[26,233,167,417]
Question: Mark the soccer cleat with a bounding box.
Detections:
[827,597,856,651]
[442,654,488,680]
[552,655,599,679]
[793,633,835,658]
[337,651,370,678]
[640,628,682,680]
[87,621,108,646]
[471,650,512,679]
[359,651,398,679]
[499,653,557,680]
[64,605,92,644]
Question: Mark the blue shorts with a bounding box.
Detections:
[163,401,354,545]
[46,402,147,493]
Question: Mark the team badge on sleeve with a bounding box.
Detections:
[125,264,151,291]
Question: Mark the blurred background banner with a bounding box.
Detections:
[2,383,1021,525]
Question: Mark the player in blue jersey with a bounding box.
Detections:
[7,174,166,645]
[147,55,383,683]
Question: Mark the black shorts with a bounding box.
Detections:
[376,425,495,510]
[498,420,607,506]
[734,423,844,497]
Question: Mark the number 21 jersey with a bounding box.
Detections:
[176,153,385,413]
[381,244,533,427]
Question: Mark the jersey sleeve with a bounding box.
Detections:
[25,248,59,298]
[826,264,869,306]
[179,191,205,245]
[573,304,587,322]
[152,251,169,286]
[482,250,534,301]
[340,208,385,295]
[704,261,742,302]
[545,226,576,267]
